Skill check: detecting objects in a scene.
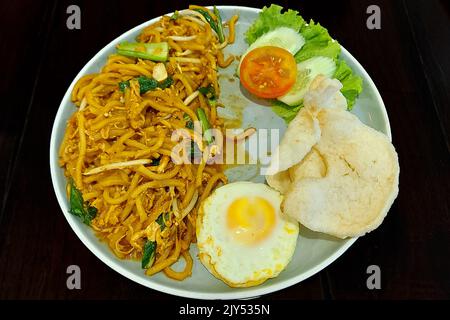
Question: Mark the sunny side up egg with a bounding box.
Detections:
[196,181,299,287]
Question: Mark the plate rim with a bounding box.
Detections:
[49,5,389,300]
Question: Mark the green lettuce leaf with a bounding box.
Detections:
[295,20,341,62]
[334,60,363,110]
[245,4,305,44]
[271,100,303,123]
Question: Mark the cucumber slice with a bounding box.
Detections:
[247,27,305,55]
[239,27,305,72]
[277,56,336,106]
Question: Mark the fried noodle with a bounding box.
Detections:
[59,8,238,280]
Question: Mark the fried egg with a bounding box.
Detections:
[196,181,299,287]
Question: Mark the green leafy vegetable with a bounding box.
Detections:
[170,11,179,20]
[194,9,215,30]
[150,157,160,166]
[295,20,341,62]
[118,80,130,92]
[141,240,156,269]
[334,60,363,110]
[137,76,158,94]
[271,100,303,123]
[198,85,216,99]
[194,8,225,43]
[136,76,173,94]
[296,21,363,110]
[196,108,214,144]
[189,140,203,162]
[198,84,217,107]
[69,180,97,225]
[213,6,225,44]
[186,120,194,130]
[156,213,169,231]
[158,76,173,89]
[184,113,194,130]
[245,4,305,44]
[116,42,169,61]
[182,113,201,159]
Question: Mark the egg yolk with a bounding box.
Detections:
[227,197,276,244]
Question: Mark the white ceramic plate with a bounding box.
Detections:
[50,6,391,299]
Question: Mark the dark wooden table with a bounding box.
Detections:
[0,0,449,300]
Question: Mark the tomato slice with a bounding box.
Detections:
[240,46,297,99]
